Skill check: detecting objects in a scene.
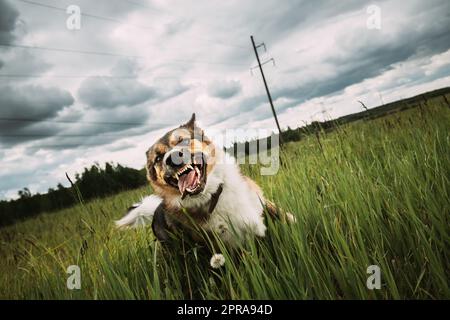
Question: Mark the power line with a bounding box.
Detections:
[0,117,152,126]
[0,143,124,149]
[0,43,247,66]
[0,133,146,137]
[16,0,154,30]
[0,43,141,58]
[14,0,247,50]
[0,73,237,80]
[0,74,140,79]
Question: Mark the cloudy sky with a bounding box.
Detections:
[0,0,449,199]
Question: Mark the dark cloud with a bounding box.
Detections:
[208,79,242,99]
[21,106,172,151]
[77,62,189,127]
[0,123,62,147]
[77,58,169,109]
[31,126,161,151]
[78,77,156,108]
[0,85,74,119]
[0,0,19,45]
[0,84,74,145]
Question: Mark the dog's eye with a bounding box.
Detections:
[155,155,163,163]
[177,136,189,146]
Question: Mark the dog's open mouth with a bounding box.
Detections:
[177,163,202,195]
[166,154,207,199]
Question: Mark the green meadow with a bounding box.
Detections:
[0,98,449,299]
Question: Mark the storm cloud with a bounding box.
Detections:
[208,79,242,99]
[0,0,19,45]
[0,85,74,145]
[78,77,156,109]
[0,85,73,119]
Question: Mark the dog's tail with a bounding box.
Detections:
[115,194,163,228]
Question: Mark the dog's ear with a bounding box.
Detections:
[182,113,196,129]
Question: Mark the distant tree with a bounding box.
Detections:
[18,188,31,199]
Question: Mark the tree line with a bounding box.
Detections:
[0,162,147,227]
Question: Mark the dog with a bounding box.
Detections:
[116,114,294,247]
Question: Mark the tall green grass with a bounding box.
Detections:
[0,100,449,299]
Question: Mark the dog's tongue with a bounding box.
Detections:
[178,169,197,195]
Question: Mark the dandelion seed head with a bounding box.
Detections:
[210,253,225,269]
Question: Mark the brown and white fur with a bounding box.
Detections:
[116,114,294,247]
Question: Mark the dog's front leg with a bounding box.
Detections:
[151,203,171,242]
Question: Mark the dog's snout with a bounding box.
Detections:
[165,149,206,168]
[165,149,189,168]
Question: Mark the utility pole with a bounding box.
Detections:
[250,35,283,143]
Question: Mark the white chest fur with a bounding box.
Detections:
[177,154,267,246]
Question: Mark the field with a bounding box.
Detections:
[0,98,449,299]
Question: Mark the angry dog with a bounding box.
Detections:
[116,113,295,247]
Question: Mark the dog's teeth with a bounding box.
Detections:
[177,164,194,175]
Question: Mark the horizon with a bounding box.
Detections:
[1,0,450,200]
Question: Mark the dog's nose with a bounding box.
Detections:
[165,149,189,168]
